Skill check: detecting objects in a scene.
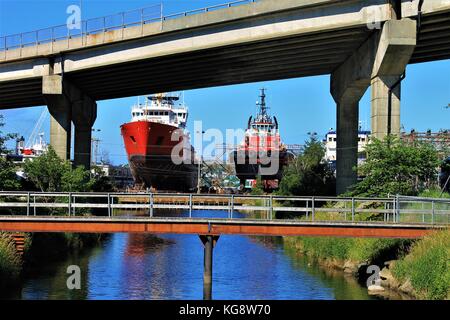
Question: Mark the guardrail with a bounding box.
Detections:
[0,191,448,225]
[0,0,258,56]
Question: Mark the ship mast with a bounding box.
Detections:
[256,88,271,123]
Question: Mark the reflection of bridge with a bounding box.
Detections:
[0,191,447,299]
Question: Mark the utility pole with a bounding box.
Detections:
[91,128,101,165]
[197,130,205,194]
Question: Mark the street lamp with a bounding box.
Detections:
[196,130,205,194]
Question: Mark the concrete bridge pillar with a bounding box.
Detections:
[43,75,72,161]
[43,74,97,168]
[371,75,401,139]
[370,19,416,140]
[331,18,416,194]
[335,98,360,195]
[72,97,97,170]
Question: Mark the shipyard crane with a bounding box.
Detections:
[25,109,48,149]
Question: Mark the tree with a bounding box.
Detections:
[0,115,20,190]
[277,137,335,196]
[350,135,440,197]
[250,176,264,195]
[23,147,92,192]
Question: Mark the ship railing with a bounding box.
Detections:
[0,0,259,60]
[0,191,448,226]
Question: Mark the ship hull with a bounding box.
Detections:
[121,121,198,191]
[232,150,292,188]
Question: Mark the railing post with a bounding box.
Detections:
[149,192,154,217]
[306,199,309,219]
[269,195,273,220]
[431,200,435,225]
[103,16,106,43]
[396,195,400,223]
[384,200,387,222]
[68,192,72,216]
[26,192,30,216]
[160,3,164,31]
[351,198,355,222]
[122,12,125,39]
[107,193,111,217]
[311,196,315,221]
[392,196,396,223]
[73,194,76,216]
[230,194,234,219]
[189,193,193,218]
[33,195,36,216]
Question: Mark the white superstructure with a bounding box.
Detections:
[130,93,188,129]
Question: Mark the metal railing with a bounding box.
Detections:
[0,191,448,225]
[0,0,258,57]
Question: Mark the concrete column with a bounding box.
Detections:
[336,98,359,195]
[330,18,416,194]
[72,98,97,169]
[42,74,96,168]
[370,19,416,140]
[371,75,401,139]
[49,109,71,161]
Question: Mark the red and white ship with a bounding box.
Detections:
[120,93,198,191]
[232,89,292,190]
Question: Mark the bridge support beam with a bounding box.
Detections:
[370,19,416,140]
[43,75,72,161]
[42,74,97,169]
[331,18,416,194]
[371,76,401,139]
[72,97,97,169]
[199,235,219,300]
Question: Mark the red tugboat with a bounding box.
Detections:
[232,89,292,191]
[120,93,198,191]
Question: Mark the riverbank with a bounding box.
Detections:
[0,232,105,292]
[282,229,449,300]
[0,232,28,289]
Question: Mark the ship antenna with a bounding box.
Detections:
[256,88,271,122]
[257,88,267,114]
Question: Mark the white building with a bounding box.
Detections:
[323,129,371,164]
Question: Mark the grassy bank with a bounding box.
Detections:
[392,230,449,300]
[283,236,410,263]
[0,231,104,290]
[283,229,449,299]
[0,232,26,288]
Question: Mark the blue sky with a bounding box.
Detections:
[0,0,449,164]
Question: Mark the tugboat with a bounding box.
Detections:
[232,89,292,191]
[121,93,198,191]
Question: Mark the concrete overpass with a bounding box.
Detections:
[1,0,450,193]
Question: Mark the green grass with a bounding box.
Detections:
[0,232,22,286]
[392,229,449,300]
[284,236,408,263]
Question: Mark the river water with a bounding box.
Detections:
[5,210,376,300]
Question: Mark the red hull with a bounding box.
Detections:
[121,121,198,191]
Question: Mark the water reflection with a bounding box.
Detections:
[7,210,375,300]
